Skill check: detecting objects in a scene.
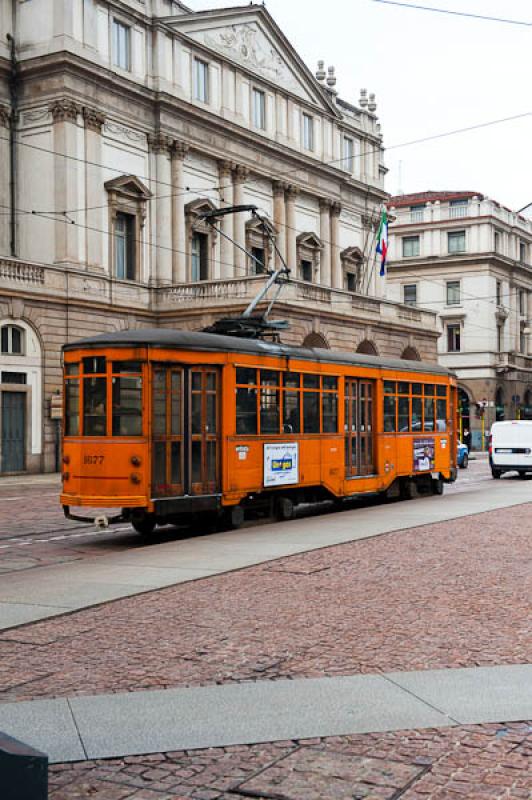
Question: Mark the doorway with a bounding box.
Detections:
[1,392,26,472]
[344,378,375,477]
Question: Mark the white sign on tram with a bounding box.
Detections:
[264,442,299,487]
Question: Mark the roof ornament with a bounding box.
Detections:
[368,93,377,113]
[359,88,368,108]
[326,65,338,96]
[315,60,326,83]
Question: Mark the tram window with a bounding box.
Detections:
[412,397,422,429]
[170,442,181,484]
[83,356,106,375]
[323,376,337,391]
[191,392,202,434]
[236,367,257,385]
[206,393,217,434]
[153,441,166,487]
[303,374,320,389]
[384,381,396,395]
[261,370,280,387]
[398,396,409,431]
[192,372,202,391]
[384,396,396,432]
[424,397,435,431]
[424,384,435,396]
[112,375,142,436]
[260,387,280,434]
[83,377,107,436]
[284,372,301,388]
[322,392,338,432]
[236,387,257,434]
[206,373,216,392]
[113,361,142,373]
[65,363,79,376]
[65,381,80,436]
[191,441,202,483]
[283,391,300,433]
[398,382,409,394]
[436,399,447,431]
[303,391,320,433]
[171,372,181,435]
[207,440,217,482]
[412,383,422,396]
[153,371,166,435]
[436,385,447,397]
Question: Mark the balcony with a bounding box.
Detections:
[449,204,468,219]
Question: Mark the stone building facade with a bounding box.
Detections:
[386,191,532,449]
[0,0,439,473]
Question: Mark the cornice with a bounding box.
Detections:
[390,214,532,238]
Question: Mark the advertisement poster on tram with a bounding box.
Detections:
[264,443,299,487]
[413,438,435,472]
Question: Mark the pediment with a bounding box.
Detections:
[105,175,151,199]
[165,8,339,115]
[297,231,323,249]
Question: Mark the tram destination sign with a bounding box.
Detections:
[264,442,299,487]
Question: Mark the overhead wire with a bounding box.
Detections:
[371,0,532,27]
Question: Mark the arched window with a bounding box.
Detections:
[1,325,24,355]
[303,332,329,349]
[356,339,378,356]
[400,346,421,361]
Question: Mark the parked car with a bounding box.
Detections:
[457,441,469,469]
[489,420,532,478]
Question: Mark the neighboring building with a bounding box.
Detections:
[0,0,439,474]
[386,190,532,448]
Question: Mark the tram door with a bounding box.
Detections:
[152,366,220,497]
[344,379,375,477]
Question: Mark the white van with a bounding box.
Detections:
[489,421,532,478]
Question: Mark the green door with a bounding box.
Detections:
[1,392,26,472]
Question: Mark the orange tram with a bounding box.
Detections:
[61,329,458,534]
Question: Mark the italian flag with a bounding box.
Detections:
[376,208,388,277]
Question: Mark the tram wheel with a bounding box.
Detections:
[131,513,157,536]
[491,468,501,479]
[400,479,416,500]
[219,505,245,531]
[276,496,296,521]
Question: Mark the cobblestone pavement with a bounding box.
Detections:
[0,503,530,702]
[48,722,532,799]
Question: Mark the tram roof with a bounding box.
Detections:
[63,328,453,377]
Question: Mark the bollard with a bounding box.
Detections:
[0,731,48,800]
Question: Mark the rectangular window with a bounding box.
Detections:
[497,324,503,353]
[251,246,265,274]
[302,113,314,151]
[519,241,527,263]
[112,19,130,71]
[194,58,209,103]
[423,397,435,431]
[115,212,135,280]
[402,236,420,258]
[191,232,209,281]
[112,363,142,437]
[65,381,80,436]
[343,137,354,172]
[519,289,526,316]
[446,280,461,306]
[496,280,502,305]
[1,372,26,384]
[252,88,266,130]
[520,323,527,354]
[83,377,107,436]
[448,230,466,254]
[322,377,338,433]
[494,230,502,253]
[447,323,461,352]
[260,370,280,435]
[303,391,320,433]
[345,272,356,293]
[236,387,257,434]
[300,259,313,282]
[383,395,396,432]
[410,204,424,223]
[403,284,417,306]
[398,396,409,431]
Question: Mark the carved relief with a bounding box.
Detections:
[103,121,147,143]
[147,132,174,154]
[49,99,80,123]
[171,140,189,161]
[203,23,302,96]
[82,107,106,133]
[22,108,51,125]
[0,106,10,128]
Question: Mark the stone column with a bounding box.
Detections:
[148,132,173,285]
[319,198,332,286]
[330,201,342,288]
[50,100,81,265]
[218,160,234,279]
[285,184,299,272]
[82,107,105,271]
[273,181,287,268]
[171,140,189,283]
[232,165,249,276]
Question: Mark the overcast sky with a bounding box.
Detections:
[190,0,532,211]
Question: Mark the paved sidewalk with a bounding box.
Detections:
[1,476,531,630]
[1,664,531,764]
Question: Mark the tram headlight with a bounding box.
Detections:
[62,471,70,482]
[130,472,141,485]
[63,455,70,464]
[130,455,142,467]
